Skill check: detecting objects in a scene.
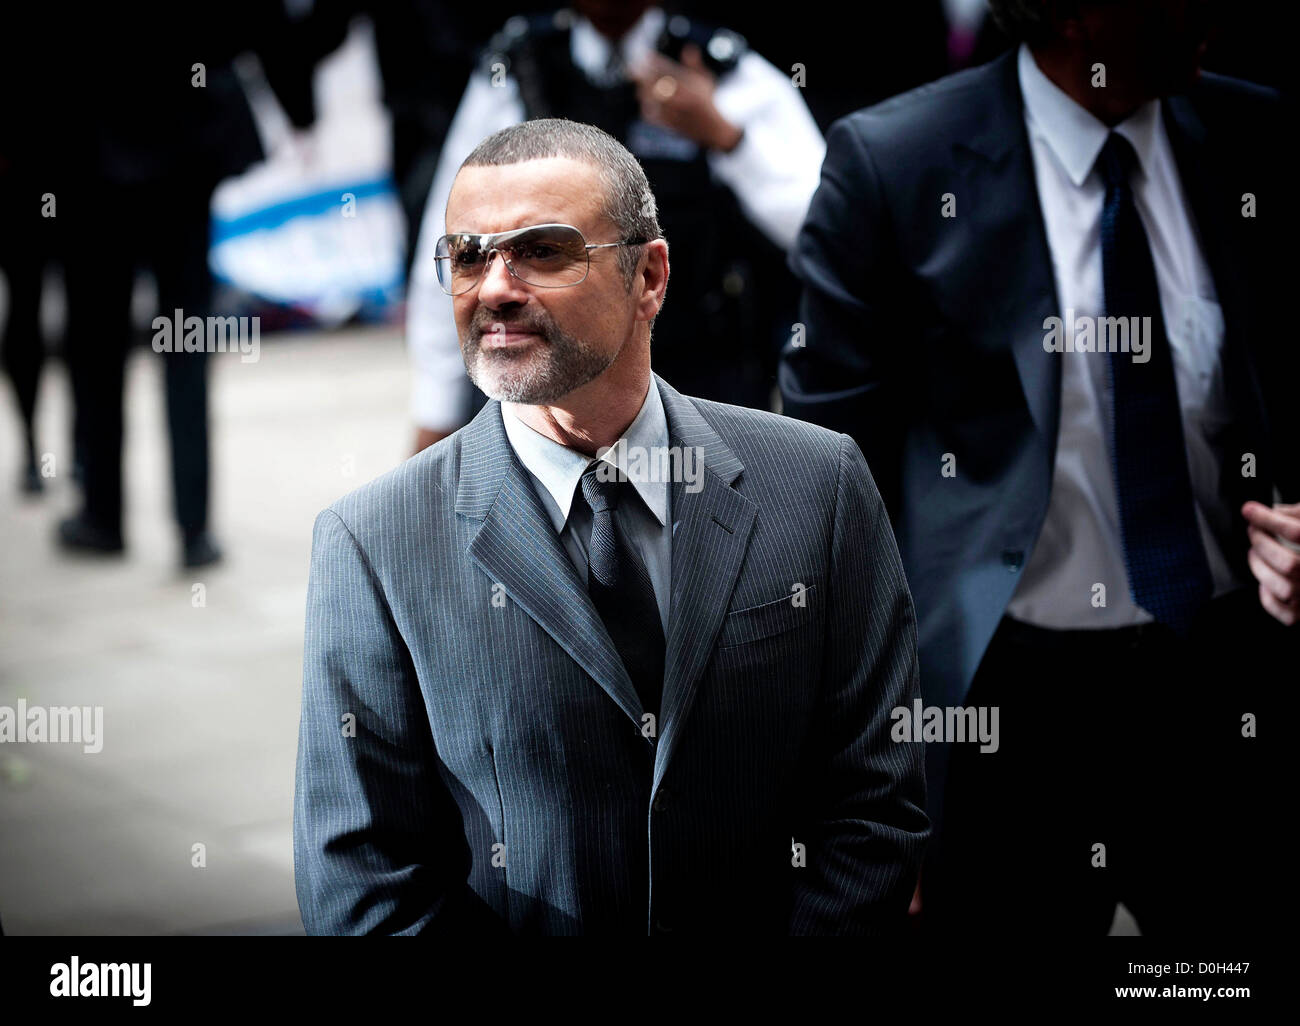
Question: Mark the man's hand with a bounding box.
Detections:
[1242,501,1300,626]
[413,427,451,455]
[630,44,744,153]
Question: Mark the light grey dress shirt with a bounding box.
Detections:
[500,377,673,634]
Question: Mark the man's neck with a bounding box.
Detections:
[1027,44,1149,127]
[509,358,650,457]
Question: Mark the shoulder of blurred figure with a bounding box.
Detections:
[1188,70,1280,111]
[477,11,572,78]
[1181,70,1283,166]
[818,55,1011,161]
[475,9,749,79]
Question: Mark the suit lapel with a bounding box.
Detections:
[955,51,1062,452]
[457,399,645,727]
[653,375,757,791]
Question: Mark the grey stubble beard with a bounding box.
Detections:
[462,306,618,405]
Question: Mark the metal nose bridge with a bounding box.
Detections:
[477,246,525,288]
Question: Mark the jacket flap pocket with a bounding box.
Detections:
[716,585,817,648]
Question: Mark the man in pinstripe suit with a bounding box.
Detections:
[294,119,928,935]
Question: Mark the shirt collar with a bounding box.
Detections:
[1017,42,1162,187]
[501,376,671,533]
[570,6,665,80]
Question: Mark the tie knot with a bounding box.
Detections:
[1097,132,1138,190]
[580,461,626,514]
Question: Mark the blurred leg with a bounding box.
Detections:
[151,180,213,541]
[0,254,44,480]
[0,163,52,490]
[62,184,134,537]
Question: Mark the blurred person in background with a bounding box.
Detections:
[0,6,84,498]
[405,0,825,453]
[282,2,548,281]
[781,0,1294,934]
[54,2,318,567]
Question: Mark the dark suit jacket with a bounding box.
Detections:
[294,373,928,935]
[780,50,1294,727]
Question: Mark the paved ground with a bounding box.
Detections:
[0,327,410,934]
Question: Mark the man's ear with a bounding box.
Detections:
[635,239,669,323]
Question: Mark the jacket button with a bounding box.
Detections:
[653,787,671,813]
[1001,549,1023,572]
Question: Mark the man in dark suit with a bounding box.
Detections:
[781,0,1294,934]
[294,118,928,935]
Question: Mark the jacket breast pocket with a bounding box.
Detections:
[715,586,817,649]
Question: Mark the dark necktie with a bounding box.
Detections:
[578,462,666,717]
[1098,132,1213,635]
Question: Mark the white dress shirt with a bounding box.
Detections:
[500,375,673,634]
[406,5,825,430]
[1006,43,1242,629]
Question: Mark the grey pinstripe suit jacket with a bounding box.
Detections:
[294,372,928,935]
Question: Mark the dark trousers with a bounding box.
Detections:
[921,588,1282,936]
[63,178,213,536]
[0,252,45,467]
[0,166,54,469]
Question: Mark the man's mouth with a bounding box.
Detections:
[480,329,541,349]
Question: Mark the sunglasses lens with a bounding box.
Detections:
[434,226,591,294]
[503,226,589,287]
[436,234,486,295]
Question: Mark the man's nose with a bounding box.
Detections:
[476,250,529,306]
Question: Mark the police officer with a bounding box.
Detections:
[406,1,824,450]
